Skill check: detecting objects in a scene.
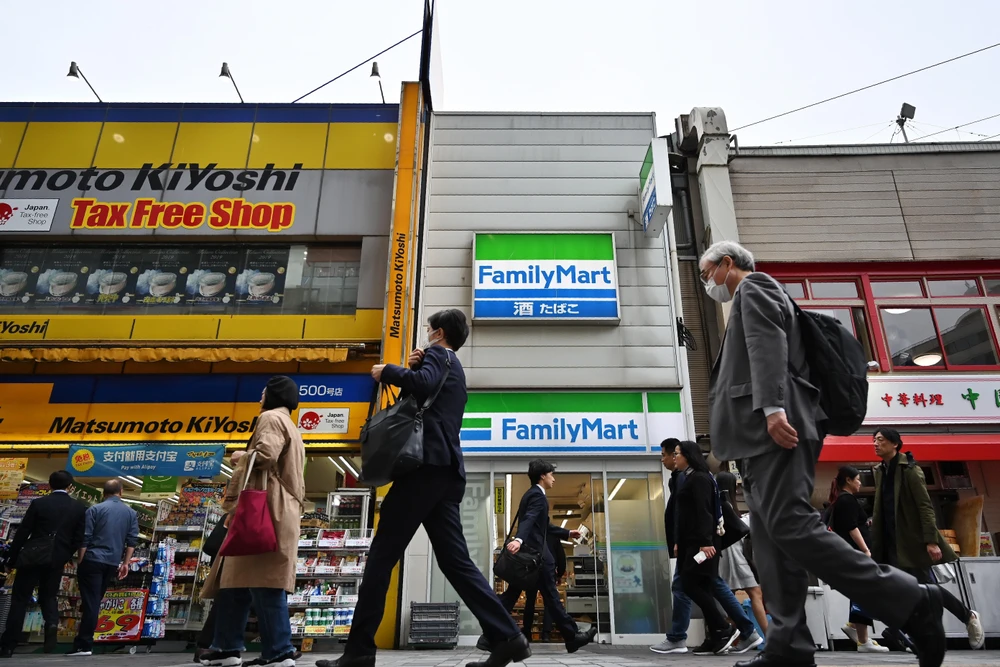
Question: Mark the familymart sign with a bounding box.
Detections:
[459,391,683,455]
[472,233,620,322]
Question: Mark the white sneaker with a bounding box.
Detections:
[967,609,985,650]
[841,624,860,645]
[858,640,890,653]
[66,649,93,657]
[650,638,688,654]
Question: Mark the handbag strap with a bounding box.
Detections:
[416,350,453,416]
[241,450,266,492]
[502,509,520,544]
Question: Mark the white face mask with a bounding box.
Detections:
[703,264,733,303]
[421,330,441,350]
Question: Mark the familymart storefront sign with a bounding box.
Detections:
[458,391,683,455]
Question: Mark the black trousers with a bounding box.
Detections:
[345,466,520,657]
[681,569,730,635]
[1,564,63,649]
[74,560,118,651]
[499,564,576,642]
[197,589,253,649]
[522,588,554,638]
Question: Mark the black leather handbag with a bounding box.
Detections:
[358,353,451,487]
[16,533,55,568]
[493,511,542,589]
[719,492,750,550]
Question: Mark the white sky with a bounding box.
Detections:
[3,0,999,146]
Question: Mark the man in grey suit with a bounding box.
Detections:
[702,240,946,667]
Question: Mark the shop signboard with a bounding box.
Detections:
[864,375,1000,424]
[140,476,178,499]
[67,443,226,477]
[0,373,374,444]
[0,458,27,500]
[472,233,620,323]
[458,391,683,455]
[93,589,147,643]
[0,199,57,233]
[638,138,671,239]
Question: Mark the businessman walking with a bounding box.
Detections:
[476,460,596,657]
[702,240,946,667]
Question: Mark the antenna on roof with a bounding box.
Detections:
[896,103,916,143]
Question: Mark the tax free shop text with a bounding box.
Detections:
[477,264,613,288]
[501,417,640,442]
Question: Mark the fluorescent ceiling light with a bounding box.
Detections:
[118,476,142,488]
[327,457,346,474]
[561,540,574,546]
[561,519,568,528]
[608,478,627,502]
[123,498,157,507]
[914,353,943,366]
[565,510,573,516]
[885,308,911,315]
[339,456,359,478]
[220,464,233,474]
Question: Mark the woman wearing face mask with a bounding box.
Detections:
[828,466,890,653]
[673,441,760,656]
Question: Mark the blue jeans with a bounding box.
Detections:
[667,571,754,641]
[213,588,294,660]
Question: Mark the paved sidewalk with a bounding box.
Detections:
[1,646,998,667]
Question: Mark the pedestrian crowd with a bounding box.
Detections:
[0,243,989,667]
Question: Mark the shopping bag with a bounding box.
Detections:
[218,451,277,557]
[358,352,451,487]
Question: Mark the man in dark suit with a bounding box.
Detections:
[478,460,595,656]
[1,470,87,657]
[319,309,530,667]
[522,525,569,642]
[702,240,946,667]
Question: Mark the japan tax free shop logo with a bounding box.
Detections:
[471,233,620,322]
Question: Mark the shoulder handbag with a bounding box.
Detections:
[358,352,452,487]
[494,510,542,589]
[718,490,750,551]
[217,451,278,557]
[16,533,55,568]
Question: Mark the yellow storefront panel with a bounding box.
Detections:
[15,122,103,169]
[131,316,220,341]
[92,122,179,168]
[171,122,253,168]
[302,309,383,341]
[249,123,328,169]
[218,315,305,341]
[45,316,134,340]
[0,122,27,168]
[326,123,397,169]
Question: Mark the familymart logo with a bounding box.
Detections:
[458,392,682,454]
[472,233,620,321]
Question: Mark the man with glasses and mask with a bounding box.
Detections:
[701,240,947,667]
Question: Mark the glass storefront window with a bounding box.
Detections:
[780,281,805,299]
[934,307,999,366]
[881,307,944,368]
[808,281,859,299]
[607,473,671,635]
[872,280,924,298]
[985,278,1000,296]
[927,279,980,297]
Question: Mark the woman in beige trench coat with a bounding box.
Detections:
[200,376,305,667]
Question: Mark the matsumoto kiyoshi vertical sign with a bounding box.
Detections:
[472,233,620,322]
[458,391,684,455]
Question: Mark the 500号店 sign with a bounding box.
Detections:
[70,197,295,232]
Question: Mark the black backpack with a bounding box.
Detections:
[786,295,869,436]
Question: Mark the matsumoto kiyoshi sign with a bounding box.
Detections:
[458,391,683,455]
[472,233,620,322]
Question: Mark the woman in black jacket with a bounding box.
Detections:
[673,441,742,656]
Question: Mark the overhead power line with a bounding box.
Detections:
[731,41,1000,132]
[979,132,1000,142]
[909,112,1000,141]
[292,29,422,103]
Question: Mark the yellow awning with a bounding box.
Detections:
[0,347,349,363]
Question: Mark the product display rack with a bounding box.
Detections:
[289,489,372,642]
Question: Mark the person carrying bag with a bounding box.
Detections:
[494,511,542,589]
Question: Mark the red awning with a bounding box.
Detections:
[821,434,1000,462]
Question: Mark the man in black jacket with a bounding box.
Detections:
[520,524,569,642]
[478,460,596,655]
[319,309,530,667]
[1,470,87,657]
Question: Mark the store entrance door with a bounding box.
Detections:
[424,459,670,646]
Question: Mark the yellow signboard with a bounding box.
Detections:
[494,486,505,516]
[0,458,27,500]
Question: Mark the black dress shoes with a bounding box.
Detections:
[475,634,491,652]
[465,633,531,667]
[315,654,376,667]
[733,652,816,667]
[901,584,946,667]
[0,648,13,659]
[565,627,598,654]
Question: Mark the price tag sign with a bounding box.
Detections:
[304,625,329,636]
[318,539,341,548]
[94,589,148,643]
[314,566,338,575]
[298,539,316,548]
[341,565,363,575]
[288,595,307,605]
[309,595,333,604]
[333,625,350,635]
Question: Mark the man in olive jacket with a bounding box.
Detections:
[871,427,983,649]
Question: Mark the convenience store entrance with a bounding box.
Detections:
[426,458,670,646]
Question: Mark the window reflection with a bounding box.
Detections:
[881,308,943,368]
[809,281,859,299]
[985,279,1000,296]
[934,307,999,366]
[781,282,806,299]
[872,280,923,298]
[927,279,980,297]
[806,307,875,362]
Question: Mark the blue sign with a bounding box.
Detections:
[67,443,226,478]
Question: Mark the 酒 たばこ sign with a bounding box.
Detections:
[472,233,620,322]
